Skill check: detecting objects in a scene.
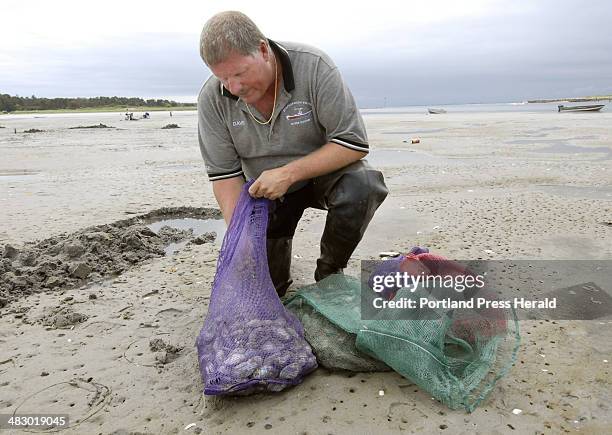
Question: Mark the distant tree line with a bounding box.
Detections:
[0,94,195,112]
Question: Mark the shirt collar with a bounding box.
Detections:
[220,39,295,100]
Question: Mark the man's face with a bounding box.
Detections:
[210,46,271,105]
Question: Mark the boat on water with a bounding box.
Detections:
[427,108,446,114]
[558,104,605,112]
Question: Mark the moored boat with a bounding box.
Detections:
[558,104,604,112]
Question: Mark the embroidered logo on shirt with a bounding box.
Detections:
[232,120,245,127]
[283,101,313,126]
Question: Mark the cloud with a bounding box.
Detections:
[1,33,209,100]
[331,0,612,105]
[1,0,611,105]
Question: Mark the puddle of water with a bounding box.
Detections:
[522,132,549,138]
[0,169,39,175]
[569,135,600,140]
[522,127,564,136]
[147,218,226,254]
[535,143,612,159]
[505,138,564,145]
[531,127,564,133]
[158,164,201,172]
[0,169,41,182]
[381,128,446,135]
[535,184,612,201]
[506,136,600,145]
[361,111,421,116]
[367,149,451,167]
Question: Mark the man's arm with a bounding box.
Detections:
[213,177,245,225]
[248,142,366,200]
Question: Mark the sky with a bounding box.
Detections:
[1,0,611,107]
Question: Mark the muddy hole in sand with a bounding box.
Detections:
[147,217,226,255]
[1,207,223,307]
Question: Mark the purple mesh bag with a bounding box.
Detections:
[196,181,317,395]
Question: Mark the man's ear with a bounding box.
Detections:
[259,40,270,61]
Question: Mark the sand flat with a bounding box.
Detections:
[1,107,611,433]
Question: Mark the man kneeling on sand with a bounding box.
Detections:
[197,11,388,296]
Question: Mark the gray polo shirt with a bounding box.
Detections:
[198,39,369,190]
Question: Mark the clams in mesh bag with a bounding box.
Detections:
[196,181,317,395]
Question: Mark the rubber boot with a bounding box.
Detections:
[266,237,293,297]
[313,162,389,282]
[314,259,344,282]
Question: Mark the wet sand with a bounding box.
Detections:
[1,108,611,434]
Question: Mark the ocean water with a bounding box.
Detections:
[360,101,610,115]
[1,101,609,122]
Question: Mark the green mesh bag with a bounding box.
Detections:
[286,274,520,412]
[285,275,391,372]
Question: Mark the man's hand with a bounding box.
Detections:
[249,166,294,200]
[249,142,366,200]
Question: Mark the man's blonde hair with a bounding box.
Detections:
[200,11,268,66]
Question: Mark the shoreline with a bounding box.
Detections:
[3,96,611,115]
[1,105,196,115]
[528,95,612,104]
[3,99,610,116]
